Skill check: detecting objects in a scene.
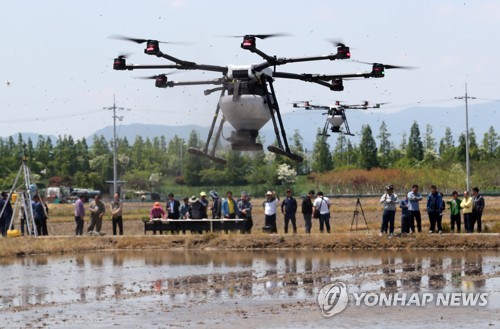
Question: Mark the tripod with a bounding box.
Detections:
[0,157,38,237]
[350,198,369,232]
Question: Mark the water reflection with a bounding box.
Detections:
[0,250,497,309]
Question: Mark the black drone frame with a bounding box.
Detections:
[293,101,384,137]
[112,35,401,164]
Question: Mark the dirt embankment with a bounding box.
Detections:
[1,233,499,258]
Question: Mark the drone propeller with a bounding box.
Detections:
[354,60,416,70]
[327,39,347,47]
[133,72,176,80]
[230,32,292,39]
[109,34,188,45]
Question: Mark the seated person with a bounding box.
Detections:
[149,202,166,235]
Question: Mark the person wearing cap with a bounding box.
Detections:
[301,190,315,234]
[150,202,166,235]
[263,191,279,233]
[222,191,238,219]
[199,192,208,219]
[281,189,298,234]
[407,184,423,234]
[166,193,180,220]
[237,191,253,233]
[312,191,331,233]
[209,191,221,219]
[87,194,105,236]
[379,185,398,236]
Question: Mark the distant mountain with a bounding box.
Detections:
[2,132,57,143]
[8,102,498,151]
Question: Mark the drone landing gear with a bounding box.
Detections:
[187,89,228,165]
[262,76,303,163]
[267,145,304,162]
[187,147,227,165]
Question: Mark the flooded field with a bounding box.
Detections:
[1,250,499,328]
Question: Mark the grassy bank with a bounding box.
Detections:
[0,233,499,258]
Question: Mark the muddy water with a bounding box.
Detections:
[1,250,499,328]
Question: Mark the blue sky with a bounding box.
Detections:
[1,0,499,140]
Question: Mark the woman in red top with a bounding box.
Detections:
[150,202,166,235]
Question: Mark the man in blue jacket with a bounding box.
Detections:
[427,185,443,234]
[281,189,298,234]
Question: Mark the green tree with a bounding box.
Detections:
[311,129,333,173]
[377,121,392,168]
[358,124,379,170]
[481,126,498,160]
[406,121,423,162]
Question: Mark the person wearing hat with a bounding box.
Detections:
[281,189,298,234]
[209,191,221,219]
[263,191,279,233]
[199,192,208,219]
[237,191,253,233]
[222,191,238,219]
[150,202,166,235]
[189,195,205,221]
[379,185,398,236]
[301,190,315,234]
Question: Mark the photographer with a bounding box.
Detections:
[379,185,398,237]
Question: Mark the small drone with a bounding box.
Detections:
[292,100,385,136]
[112,34,409,164]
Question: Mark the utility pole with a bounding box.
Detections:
[455,84,476,192]
[103,96,130,196]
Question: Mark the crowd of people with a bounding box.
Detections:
[143,189,332,235]
[380,184,485,236]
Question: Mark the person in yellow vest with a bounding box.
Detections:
[460,191,473,233]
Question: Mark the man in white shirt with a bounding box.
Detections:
[263,191,279,233]
[312,191,331,233]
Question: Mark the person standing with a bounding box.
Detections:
[87,194,105,235]
[237,191,253,234]
[313,191,331,234]
[460,191,473,233]
[301,190,314,234]
[379,185,398,236]
[281,189,298,234]
[166,193,180,220]
[110,192,123,236]
[0,192,13,236]
[222,191,237,219]
[427,185,443,234]
[263,191,279,233]
[407,185,423,234]
[400,194,410,235]
[199,192,209,219]
[33,195,48,236]
[446,191,461,233]
[471,187,485,233]
[74,194,86,236]
[209,191,221,219]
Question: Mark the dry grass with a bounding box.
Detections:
[2,196,497,258]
